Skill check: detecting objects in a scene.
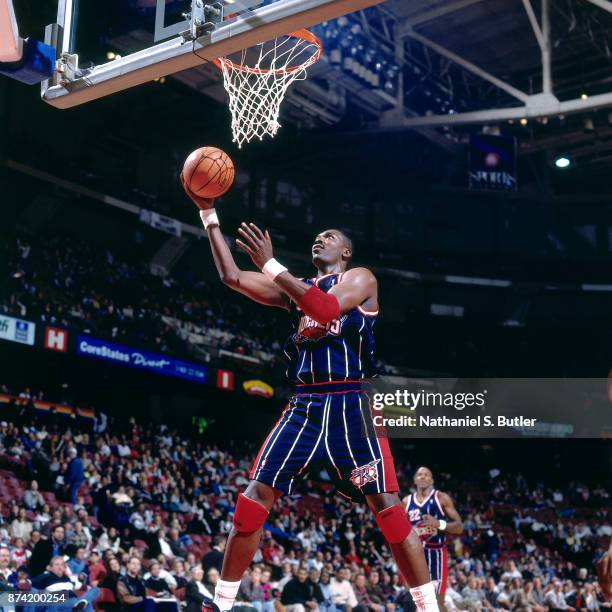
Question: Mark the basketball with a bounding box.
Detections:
[182,146,235,199]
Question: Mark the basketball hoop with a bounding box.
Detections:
[214,29,322,148]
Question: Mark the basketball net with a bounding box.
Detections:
[214,30,322,148]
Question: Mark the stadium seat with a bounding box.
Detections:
[174,587,186,601]
[94,587,118,611]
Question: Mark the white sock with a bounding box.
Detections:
[410,581,439,612]
[213,578,241,612]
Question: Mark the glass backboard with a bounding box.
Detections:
[42,0,383,108]
[70,0,271,68]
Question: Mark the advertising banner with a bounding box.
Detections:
[76,335,207,383]
[0,315,36,346]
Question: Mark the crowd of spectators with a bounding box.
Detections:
[0,385,609,611]
[2,235,397,377]
[3,220,610,382]
[3,235,286,364]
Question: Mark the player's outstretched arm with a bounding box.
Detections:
[208,224,289,308]
[327,267,377,313]
[236,222,376,323]
[438,492,464,535]
[182,177,289,309]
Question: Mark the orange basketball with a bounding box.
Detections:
[182,146,235,199]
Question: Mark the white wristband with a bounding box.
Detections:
[199,208,219,230]
[262,258,288,282]
[438,519,447,531]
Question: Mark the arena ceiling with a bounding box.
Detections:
[383,0,612,165]
[162,0,612,169]
[8,0,612,187]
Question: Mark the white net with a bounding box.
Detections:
[216,30,322,148]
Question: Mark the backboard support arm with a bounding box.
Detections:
[41,0,384,109]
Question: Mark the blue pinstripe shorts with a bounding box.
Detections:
[249,381,398,498]
[424,546,449,594]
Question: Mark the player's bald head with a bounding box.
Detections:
[337,230,353,254]
[414,466,434,486]
[326,229,353,257]
[312,229,353,267]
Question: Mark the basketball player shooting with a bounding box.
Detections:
[181,160,439,612]
[403,467,464,612]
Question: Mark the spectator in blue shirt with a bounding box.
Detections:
[66,448,84,504]
[67,547,89,585]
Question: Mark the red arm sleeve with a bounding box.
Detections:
[297,286,340,325]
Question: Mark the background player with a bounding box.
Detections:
[403,466,463,612]
[181,180,440,612]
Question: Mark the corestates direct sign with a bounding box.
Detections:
[0,315,36,345]
[77,335,207,384]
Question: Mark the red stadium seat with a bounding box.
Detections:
[187,544,203,557]
[174,587,186,601]
[94,587,117,611]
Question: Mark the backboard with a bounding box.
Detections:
[41,0,384,109]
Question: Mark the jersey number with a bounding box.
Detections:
[409,509,421,522]
[328,319,341,335]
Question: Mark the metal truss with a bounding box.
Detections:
[585,0,612,13]
[382,0,612,129]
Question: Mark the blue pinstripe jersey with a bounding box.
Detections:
[406,489,447,548]
[283,273,378,384]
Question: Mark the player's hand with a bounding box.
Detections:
[180,171,215,210]
[421,514,440,528]
[236,222,274,269]
[415,522,437,541]
[598,546,612,600]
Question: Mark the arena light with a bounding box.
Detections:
[554,156,571,169]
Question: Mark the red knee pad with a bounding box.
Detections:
[233,493,269,533]
[375,504,412,544]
